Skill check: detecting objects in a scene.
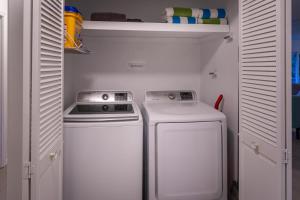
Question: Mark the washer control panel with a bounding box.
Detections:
[76,91,133,103]
[145,90,196,102]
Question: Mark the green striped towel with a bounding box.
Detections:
[198,18,228,25]
[164,7,227,19]
[164,7,201,17]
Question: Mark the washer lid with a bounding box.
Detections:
[143,101,226,124]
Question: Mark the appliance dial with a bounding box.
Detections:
[102,94,109,100]
[168,93,176,100]
[102,105,109,111]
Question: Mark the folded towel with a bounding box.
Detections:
[199,9,226,19]
[198,18,228,25]
[164,16,197,24]
[164,16,228,25]
[164,7,201,17]
[164,7,226,19]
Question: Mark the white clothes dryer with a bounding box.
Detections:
[142,90,227,200]
[63,91,143,200]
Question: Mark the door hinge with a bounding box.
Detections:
[24,162,34,179]
[282,149,289,164]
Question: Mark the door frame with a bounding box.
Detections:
[22,0,32,199]
[285,0,292,199]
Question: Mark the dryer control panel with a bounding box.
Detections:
[76,91,133,103]
[145,90,196,102]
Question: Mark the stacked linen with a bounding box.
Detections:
[164,8,226,18]
[198,18,227,25]
[164,7,202,18]
[163,7,227,25]
[165,17,227,25]
[164,16,198,24]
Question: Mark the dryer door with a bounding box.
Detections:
[156,121,223,200]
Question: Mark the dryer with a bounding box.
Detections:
[142,90,227,200]
[63,91,143,200]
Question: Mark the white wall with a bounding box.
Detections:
[64,55,76,109]
[199,0,239,188]
[65,37,205,107]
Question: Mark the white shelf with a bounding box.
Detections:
[82,21,230,38]
[64,47,90,54]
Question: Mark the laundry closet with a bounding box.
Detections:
[63,0,239,198]
[2,0,290,199]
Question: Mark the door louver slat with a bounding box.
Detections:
[242,11,276,27]
[241,92,277,105]
[242,1,276,19]
[241,112,276,129]
[38,0,63,155]
[242,0,272,11]
[241,107,277,124]
[41,29,61,41]
[240,0,283,146]
[40,112,61,133]
[31,0,64,199]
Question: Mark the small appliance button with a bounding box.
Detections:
[102,94,109,100]
[102,105,109,111]
[168,94,176,100]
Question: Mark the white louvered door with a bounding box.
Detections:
[239,0,289,200]
[31,0,64,200]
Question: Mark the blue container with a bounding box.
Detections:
[64,6,80,13]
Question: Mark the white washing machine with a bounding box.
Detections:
[63,91,143,200]
[142,90,227,200]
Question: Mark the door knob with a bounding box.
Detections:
[250,143,259,154]
[49,152,57,161]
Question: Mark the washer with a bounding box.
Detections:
[63,91,143,200]
[142,90,227,200]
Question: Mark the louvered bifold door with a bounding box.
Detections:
[239,0,287,200]
[31,0,64,200]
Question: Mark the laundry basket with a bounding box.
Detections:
[64,6,83,48]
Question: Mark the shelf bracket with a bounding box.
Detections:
[224,32,233,41]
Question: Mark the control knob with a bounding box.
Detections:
[102,105,109,111]
[168,94,176,100]
[102,94,109,100]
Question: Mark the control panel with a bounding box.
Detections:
[76,91,133,103]
[145,90,196,102]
